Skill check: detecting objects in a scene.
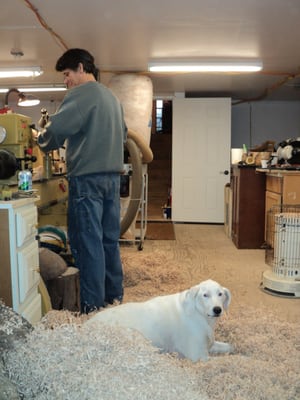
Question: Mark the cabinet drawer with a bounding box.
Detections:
[283,175,300,204]
[266,176,282,194]
[17,240,40,303]
[15,206,38,247]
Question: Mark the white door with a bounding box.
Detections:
[172,98,231,223]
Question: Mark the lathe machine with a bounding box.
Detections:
[0,112,68,226]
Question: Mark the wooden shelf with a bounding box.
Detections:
[231,166,266,249]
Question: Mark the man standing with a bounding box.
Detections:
[38,48,127,313]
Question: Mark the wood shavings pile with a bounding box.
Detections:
[3,322,207,400]
[122,251,188,300]
[2,303,299,400]
[201,308,300,400]
[39,309,88,329]
[0,301,32,351]
[2,245,299,400]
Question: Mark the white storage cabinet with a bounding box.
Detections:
[0,198,41,324]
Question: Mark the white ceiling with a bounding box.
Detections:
[1,0,300,103]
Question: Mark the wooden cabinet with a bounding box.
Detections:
[231,166,266,249]
[263,171,300,238]
[0,198,41,324]
[265,172,300,212]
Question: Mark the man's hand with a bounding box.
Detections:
[38,108,49,128]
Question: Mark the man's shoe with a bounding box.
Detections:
[104,296,123,307]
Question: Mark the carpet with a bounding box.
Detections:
[145,221,175,240]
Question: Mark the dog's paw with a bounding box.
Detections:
[226,343,235,354]
[210,341,234,354]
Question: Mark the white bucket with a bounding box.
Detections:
[231,148,244,164]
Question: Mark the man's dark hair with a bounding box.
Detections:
[56,48,99,80]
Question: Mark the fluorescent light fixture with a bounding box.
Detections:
[0,66,43,78]
[0,85,66,94]
[148,59,263,73]
[18,85,66,93]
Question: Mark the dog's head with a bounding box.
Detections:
[183,279,231,318]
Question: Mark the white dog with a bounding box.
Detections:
[86,279,233,362]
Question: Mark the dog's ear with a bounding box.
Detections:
[182,285,200,315]
[223,287,231,310]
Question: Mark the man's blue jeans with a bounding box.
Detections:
[68,173,123,313]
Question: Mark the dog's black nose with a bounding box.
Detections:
[213,306,222,316]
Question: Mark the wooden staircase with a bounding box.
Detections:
[147,134,172,220]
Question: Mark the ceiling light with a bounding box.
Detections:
[0,85,66,94]
[0,66,43,78]
[5,88,40,107]
[18,85,66,93]
[148,59,263,73]
[17,93,40,107]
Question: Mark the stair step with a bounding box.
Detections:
[147,134,172,219]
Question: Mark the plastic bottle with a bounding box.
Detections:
[18,170,32,191]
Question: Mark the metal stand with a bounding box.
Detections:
[120,164,148,250]
[135,166,148,250]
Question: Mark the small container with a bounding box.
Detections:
[18,170,32,191]
[163,206,172,219]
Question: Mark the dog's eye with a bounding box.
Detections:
[218,292,223,297]
[203,293,209,298]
